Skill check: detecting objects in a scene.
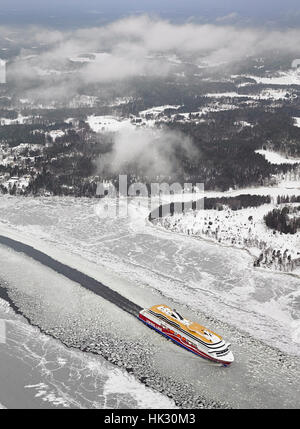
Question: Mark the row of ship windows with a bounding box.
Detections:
[164,328,196,347]
[216,349,229,356]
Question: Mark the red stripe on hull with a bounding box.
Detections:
[139,314,232,365]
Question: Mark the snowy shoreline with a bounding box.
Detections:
[154,220,260,264]
[152,182,300,275]
[154,208,300,275]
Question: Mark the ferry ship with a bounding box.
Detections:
[139,305,234,366]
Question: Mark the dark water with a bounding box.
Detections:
[0,235,142,317]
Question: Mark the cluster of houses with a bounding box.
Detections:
[0,142,43,193]
[0,174,32,192]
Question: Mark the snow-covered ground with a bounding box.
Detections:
[255,150,300,165]
[0,114,33,126]
[245,70,300,86]
[174,104,238,118]
[206,89,293,100]
[293,117,300,128]
[157,203,300,271]
[47,130,65,141]
[234,120,253,127]
[206,92,248,99]
[87,115,137,133]
[109,96,135,107]
[139,104,238,125]
[83,84,295,133]
[139,105,182,116]
[156,181,300,273]
[86,101,239,133]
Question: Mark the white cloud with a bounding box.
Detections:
[97,127,197,177]
[5,15,300,100]
[216,12,239,23]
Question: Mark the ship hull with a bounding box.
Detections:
[139,313,233,366]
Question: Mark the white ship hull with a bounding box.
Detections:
[139,307,234,366]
